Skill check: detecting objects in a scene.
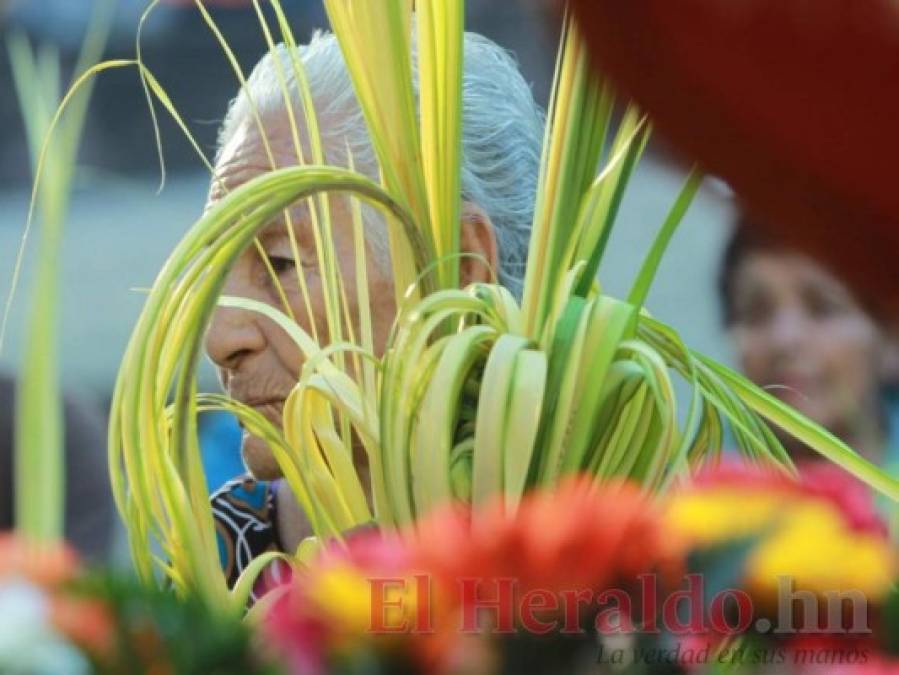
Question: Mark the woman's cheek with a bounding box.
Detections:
[734,328,771,385]
[816,318,879,423]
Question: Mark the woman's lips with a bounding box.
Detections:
[253,400,283,417]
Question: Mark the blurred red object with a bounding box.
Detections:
[688,458,888,536]
[570,0,899,317]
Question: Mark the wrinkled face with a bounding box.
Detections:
[203,119,396,479]
[730,251,889,439]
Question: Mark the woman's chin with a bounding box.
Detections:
[241,433,283,481]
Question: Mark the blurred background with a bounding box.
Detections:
[0,0,735,557]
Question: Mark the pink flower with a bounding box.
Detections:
[263,530,416,675]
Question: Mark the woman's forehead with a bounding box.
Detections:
[208,121,312,204]
[733,252,872,322]
[206,122,357,247]
[738,251,846,290]
[257,204,314,243]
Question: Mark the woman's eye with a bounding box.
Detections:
[267,255,296,275]
[807,295,842,320]
[802,287,848,320]
[734,296,772,327]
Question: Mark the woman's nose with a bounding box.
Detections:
[205,302,267,371]
[768,308,807,353]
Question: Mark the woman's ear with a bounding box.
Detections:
[459,201,498,286]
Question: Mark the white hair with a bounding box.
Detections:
[217,30,545,297]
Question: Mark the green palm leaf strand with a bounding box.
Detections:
[4,2,113,542]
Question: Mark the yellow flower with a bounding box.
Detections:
[306,565,376,637]
[667,482,897,606]
[666,489,783,545]
[746,501,895,603]
[305,564,424,644]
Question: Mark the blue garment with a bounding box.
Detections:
[210,475,280,598]
[198,410,245,493]
[200,412,285,599]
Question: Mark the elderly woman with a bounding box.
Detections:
[204,30,544,584]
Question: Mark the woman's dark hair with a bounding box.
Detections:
[719,211,883,327]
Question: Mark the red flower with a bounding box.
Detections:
[263,479,682,673]
[688,458,888,536]
[410,477,682,619]
[794,461,889,536]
